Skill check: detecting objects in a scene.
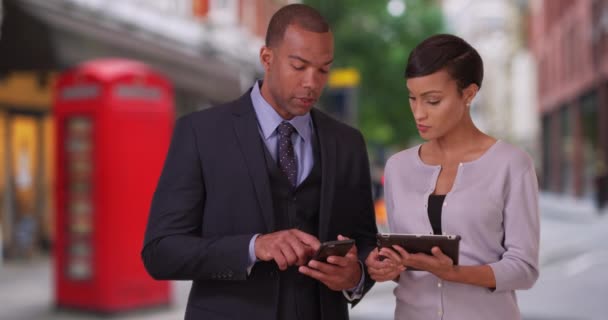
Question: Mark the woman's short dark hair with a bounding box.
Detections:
[405,34,484,92]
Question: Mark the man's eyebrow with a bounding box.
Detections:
[288,55,334,66]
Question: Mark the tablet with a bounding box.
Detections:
[376,233,461,266]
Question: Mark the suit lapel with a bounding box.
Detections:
[231,94,275,232]
[312,110,336,242]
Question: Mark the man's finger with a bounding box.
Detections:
[279,243,298,266]
[326,255,350,267]
[289,241,310,266]
[285,235,314,264]
[340,246,359,262]
[346,244,358,257]
[307,259,340,274]
[272,249,288,270]
[299,265,329,282]
[337,234,350,241]
[291,229,321,251]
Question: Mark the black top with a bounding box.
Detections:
[427,194,446,235]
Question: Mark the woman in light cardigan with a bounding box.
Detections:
[365,34,540,320]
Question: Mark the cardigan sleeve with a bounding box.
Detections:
[488,164,540,292]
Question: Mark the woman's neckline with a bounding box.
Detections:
[415,139,502,168]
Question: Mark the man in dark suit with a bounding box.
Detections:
[142,4,377,319]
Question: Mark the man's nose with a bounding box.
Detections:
[301,69,322,91]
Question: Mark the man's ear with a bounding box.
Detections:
[260,46,273,72]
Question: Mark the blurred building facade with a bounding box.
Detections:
[441,0,539,159]
[529,0,608,208]
[0,0,290,260]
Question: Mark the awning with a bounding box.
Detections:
[0,0,258,103]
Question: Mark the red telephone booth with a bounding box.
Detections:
[53,59,173,312]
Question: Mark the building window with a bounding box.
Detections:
[581,92,600,201]
[560,105,574,195]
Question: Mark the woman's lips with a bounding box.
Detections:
[417,124,430,133]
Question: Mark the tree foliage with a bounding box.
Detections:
[305,0,444,150]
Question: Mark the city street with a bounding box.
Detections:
[1,1,606,319]
[1,195,607,320]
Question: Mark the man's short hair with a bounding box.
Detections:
[265,4,330,48]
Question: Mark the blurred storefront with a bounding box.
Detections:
[530,0,608,209]
[0,73,56,259]
[0,0,289,260]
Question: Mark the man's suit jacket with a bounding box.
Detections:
[142,89,378,320]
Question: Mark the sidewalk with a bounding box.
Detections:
[0,258,192,320]
[537,192,608,270]
[517,193,608,320]
[539,192,606,221]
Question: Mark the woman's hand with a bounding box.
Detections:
[379,245,455,280]
[365,248,405,282]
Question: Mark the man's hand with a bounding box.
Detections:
[365,248,405,282]
[255,229,320,270]
[298,235,362,291]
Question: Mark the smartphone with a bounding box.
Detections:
[310,239,355,262]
